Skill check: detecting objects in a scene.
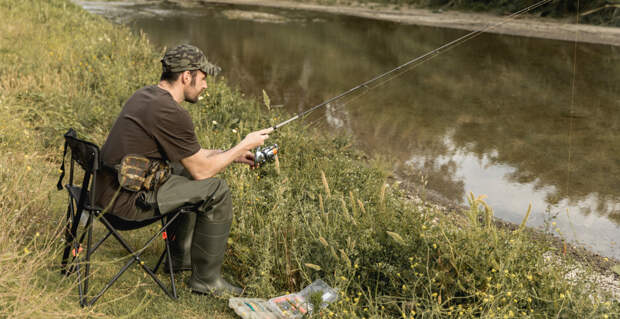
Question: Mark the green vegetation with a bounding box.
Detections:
[0,0,618,318]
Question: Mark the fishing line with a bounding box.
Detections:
[273,0,554,130]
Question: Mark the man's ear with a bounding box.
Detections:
[181,70,191,85]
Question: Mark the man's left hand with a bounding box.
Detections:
[234,151,257,168]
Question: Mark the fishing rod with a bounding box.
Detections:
[273,0,553,130]
[254,0,553,165]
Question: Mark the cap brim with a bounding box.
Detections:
[201,62,222,76]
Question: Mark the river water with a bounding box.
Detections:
[78,1,620,259]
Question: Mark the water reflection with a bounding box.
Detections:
[82,1,620,257]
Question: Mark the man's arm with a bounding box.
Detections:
[181,128,273,180]
[202,149,223,157]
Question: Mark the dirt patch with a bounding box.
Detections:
[196,0,620,46]
[221,9,289,23]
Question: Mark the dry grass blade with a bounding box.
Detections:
[357,199,366,215]
[517,203,532,232]
[305,263,322,271]
[319,236,329,247]
[386,231,405,245]
[320,170,331,197]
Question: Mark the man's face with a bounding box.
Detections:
[183,70,208,104]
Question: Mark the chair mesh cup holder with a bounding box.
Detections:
[57,128,190,307]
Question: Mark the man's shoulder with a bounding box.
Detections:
[129,85,173,105]
[122,86,183,117]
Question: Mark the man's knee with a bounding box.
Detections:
[209,178,230,203]
[201,178,232,221]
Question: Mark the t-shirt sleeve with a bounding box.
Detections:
[151,104,201,162]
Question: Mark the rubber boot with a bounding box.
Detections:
[188,218,243,296]
[164,212,196,273]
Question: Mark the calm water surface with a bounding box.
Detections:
[80,1,620,258]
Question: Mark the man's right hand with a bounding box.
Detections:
[241,127,274,150]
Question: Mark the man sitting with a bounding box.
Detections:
[95,44,272,295]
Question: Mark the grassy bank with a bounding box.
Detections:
[0,0,618,318]
[295,0,620,26]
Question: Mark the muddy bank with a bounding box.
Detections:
[184,0,620,46]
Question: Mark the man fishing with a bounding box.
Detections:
[95,44,272,296]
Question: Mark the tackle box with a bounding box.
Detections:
[228,279,338,319]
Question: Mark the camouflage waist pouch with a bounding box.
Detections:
[117,155,171,192]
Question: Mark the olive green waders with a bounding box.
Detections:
[157,171,242,296]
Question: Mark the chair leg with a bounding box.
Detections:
[154,216,173,274]
[77,257,85,307]
[87,212,182,306]
[153,248,167,273]
[88,251,138,306]
[163,218,178,298]
[61,199,76,275]
[90,230,112,254]
[59,197,88,306]
[83,212,94,301]
[77,214,93,307]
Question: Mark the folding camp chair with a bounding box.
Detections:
[57,128,191,307]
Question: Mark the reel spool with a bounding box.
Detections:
[254,144,278,167]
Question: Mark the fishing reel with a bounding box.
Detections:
[254,144,278,167]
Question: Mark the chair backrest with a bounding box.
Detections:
[56,128,101,198]
[64,130,101,174]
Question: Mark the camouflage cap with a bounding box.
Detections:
[161,44,221,76]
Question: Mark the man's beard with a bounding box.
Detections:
[185,95,198,103]
[185,84,201,103]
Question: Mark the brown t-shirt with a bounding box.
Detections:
[95,85,201,220]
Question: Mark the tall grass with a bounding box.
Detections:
[0,0,618,317]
